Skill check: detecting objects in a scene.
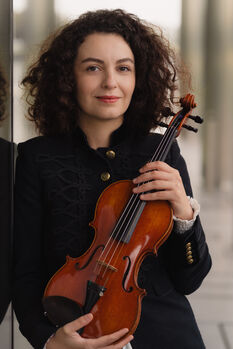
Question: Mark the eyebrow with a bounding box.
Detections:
[81,57,135,64]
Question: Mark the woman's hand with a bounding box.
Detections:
[132,161,193,220]
[46,313,133,349]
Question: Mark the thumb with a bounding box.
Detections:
[63,313,93,334]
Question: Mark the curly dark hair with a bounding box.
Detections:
[22,8,188,137]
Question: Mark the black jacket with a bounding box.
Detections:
[13,126,211,349]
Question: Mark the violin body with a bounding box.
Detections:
[44,180,173,338]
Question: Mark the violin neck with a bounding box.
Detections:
[150,125,177,163]
[112,125,178,245]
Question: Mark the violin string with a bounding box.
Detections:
[151,127,177,163]
[99,194,142,279]
[120,126,178,244]
[95,124,177,279]
[92,192,141,275]
[95,121,178,279]
[95,125,178,280]
[97,113,185,281]
[114,125,178,249]
[98,127,177,280]
[93,193,140,276]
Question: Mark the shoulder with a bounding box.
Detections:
[15,136,76,179]
[17,135,73,158]
[0,137,10,148]
[0,137,11,159]
[17,136,45,154]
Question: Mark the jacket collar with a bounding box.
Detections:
[73,122,128,149]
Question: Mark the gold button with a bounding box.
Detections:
[186,242,191,248]
[187,258,194,264]
[186,246,192,252]
[187,255,193,261]
[186,251,192,257]
[101,172,111,182]
[106,150,116,159]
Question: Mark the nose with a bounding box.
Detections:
[101,70,117,89]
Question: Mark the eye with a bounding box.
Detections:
[118,66,131,72]
[86,66,100,72]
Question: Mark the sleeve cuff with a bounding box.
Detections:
[173,196,200,234]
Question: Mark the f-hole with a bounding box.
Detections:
[122,255,133,293]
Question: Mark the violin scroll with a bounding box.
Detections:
[179,93,197,110]
[159,93,203,136]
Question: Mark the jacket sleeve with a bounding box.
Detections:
[13,142,56,349]
[159,139,212,295]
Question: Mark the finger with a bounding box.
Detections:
[111,334,134,349]
[133,180,173,194]
[139,161,176,174]
[140,190,175,201]
[133,170,171,184]
[63,313,93,335]
[88,328,130,347]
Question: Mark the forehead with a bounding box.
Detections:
[76,33,134,61]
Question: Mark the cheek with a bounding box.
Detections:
[76,85,89,110]
[125,79,136,99]
[76,74,98,96]
[77,78,90,97]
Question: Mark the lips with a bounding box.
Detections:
[96,96,120,103]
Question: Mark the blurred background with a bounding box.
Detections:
[0,0,232,348]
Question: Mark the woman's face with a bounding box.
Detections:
[74,33,135,125]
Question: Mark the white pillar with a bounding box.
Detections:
[180,0,207,195]
[204,0,233,192]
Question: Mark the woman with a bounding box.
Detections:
[13,9,212,349]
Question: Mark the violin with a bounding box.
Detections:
[43,94,203,338]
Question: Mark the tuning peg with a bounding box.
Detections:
[161,107,175,117]
[182,124,198,133]
[188,115,203,124]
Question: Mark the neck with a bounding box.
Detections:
[78,116,123,149]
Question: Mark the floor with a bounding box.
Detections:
[181,135,233,349]
[188,190,233,349]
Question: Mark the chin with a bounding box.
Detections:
[94,112,124,121]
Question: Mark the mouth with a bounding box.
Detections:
[96,96,120,103]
